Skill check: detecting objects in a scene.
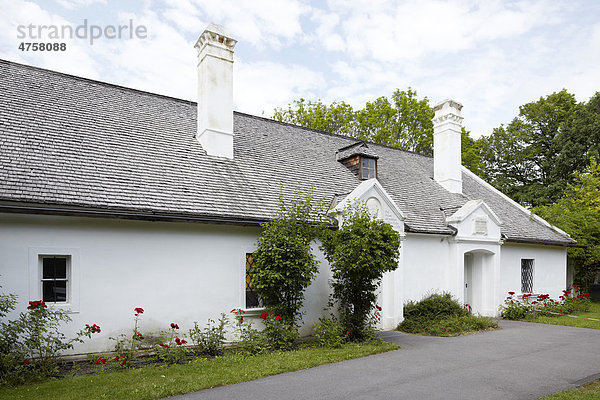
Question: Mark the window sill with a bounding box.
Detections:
[242,307,266,316]
[46,302,79,314]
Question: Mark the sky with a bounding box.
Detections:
[1,0,599,138]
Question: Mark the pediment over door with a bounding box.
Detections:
[446,200,502,242]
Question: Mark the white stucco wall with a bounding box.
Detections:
[500,243,567,300]
[0,213,332,354]
[402,233,453,302]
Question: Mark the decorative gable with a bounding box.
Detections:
[331,179,405,233]
[446,199,502,242]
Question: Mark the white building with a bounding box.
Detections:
[0,24,575,354]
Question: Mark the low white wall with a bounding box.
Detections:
[500,243,567,300]
[0,213,332,354]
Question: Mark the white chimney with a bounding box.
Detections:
[194,23,237,159]
[432,99,463,194]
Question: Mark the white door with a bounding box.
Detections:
[464,255,473,308]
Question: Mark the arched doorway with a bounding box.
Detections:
[463,250,495,315]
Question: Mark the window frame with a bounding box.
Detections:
[521,258,534,294]
[360,157,377,180]
[28,247,80,313]
[244,252,264,311]
[40,255,70,304]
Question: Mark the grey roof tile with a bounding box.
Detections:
[0,59,574,245]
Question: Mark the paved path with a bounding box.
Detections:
[171,320,600,400]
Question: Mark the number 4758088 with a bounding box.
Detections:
[19,42,67,51]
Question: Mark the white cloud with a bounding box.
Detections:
[234,60,325,116]
[319,0,562,62]
[53,0,106,10]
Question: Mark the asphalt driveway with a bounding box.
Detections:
[171,320,600,400]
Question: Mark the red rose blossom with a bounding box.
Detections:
[27,300,47,310]
[23,359,30,365]
[376,305,382,311]
[85,323,101,333]
[134,307,144,315]
[275,316,282,320]
[508,292,515,296]
[120,359,127,366]
[170,323,179,330]
[260,312,269,319]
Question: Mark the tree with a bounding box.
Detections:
[320,203,401,341]
[534,158,600,288]
[479,90,600,207]
[353,88,434,154]
[272,99,356,136]
[273,89,486,170]
[461,128,485,177]
[273,88,434,154]
[251,190,323,325]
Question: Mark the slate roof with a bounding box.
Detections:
[0,59,575,246]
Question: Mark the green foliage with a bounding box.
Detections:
[534,159,600,287]
[261,314,299,351]
[272,98,356,136]
[398,292,497,336]
[499,291,593,320]
[0,297,98,385]
[399,314,497,336]
[461,128,485,176]
[354,88,434,154]
[320,202,401,341]
[252,189,323,324]
[498,294,529,320]
[188,314,228,357]
[480,90,600,207]
[313,316,348,348]
[230,310,268,355]
[403,292,469,320]
[273,88,435,155]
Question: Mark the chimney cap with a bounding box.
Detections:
[194,22,237,50]
[433,99,463,113]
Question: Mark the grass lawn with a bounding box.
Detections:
[0,342,398,400]
[531,302,600,330]
[540,379,600,399]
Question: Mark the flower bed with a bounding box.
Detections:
[499,288,592,320]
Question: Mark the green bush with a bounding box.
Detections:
[499,291,593,320]
[398,293,497,336]
[189,314,228,356]
[313,317,347,348]
[404,292,468,320]
[230,309,268,356]
[252,190,324,324]
[1,298,99,385]
[320,202,401,341]
[261,314,299,351]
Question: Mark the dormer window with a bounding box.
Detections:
[361,157,376,179]
[336,142,379,180]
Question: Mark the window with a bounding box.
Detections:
[361,157,376,179]
[29,247,80,312]
[521,259,534,293]
[245,253,263,309]
[41,256,69,303]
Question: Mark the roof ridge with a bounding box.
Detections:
[233,111,434,159]
[0,58,197,105]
